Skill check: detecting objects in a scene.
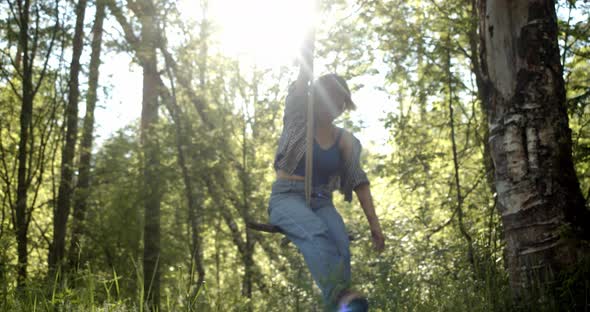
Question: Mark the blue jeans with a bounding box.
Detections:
[267,179,351,307]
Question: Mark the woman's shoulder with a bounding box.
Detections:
[337,127,362,153]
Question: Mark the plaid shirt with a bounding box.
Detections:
[273,91,370,202]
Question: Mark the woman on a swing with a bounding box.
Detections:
[267,42,385,311]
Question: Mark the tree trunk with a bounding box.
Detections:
[241,103,254,309]
[15,0,33,289]
[467,0,496,192]
[50,0,88,272]
[68,0,106,271]
[478,0,590,305]
[139,0,161,308]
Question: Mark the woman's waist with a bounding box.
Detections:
[276,169,305,181]
[273,172,333,199]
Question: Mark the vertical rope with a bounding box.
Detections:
[303,27,315,207]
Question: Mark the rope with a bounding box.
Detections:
[301,14,317,206]
[303,27,315,207]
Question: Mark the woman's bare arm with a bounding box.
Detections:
[355,183,385,252]
[292,31,314,96]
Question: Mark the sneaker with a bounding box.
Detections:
[347,297,369,311]
[336,290,369,312]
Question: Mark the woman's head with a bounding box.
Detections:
[312,74,356,122]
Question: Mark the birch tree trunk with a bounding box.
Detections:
[478,0,590,304]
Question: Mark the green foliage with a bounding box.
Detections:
[1,0,589,311]
[560,0,590,200]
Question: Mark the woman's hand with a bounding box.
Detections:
[370,223,385,253]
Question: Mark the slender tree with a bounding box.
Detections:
[68,0,106,271]
[50,0,88,272]
[138,0,161,308]
[9,0,59,288]
[478,0,590,305]
[14,0,34,288]
[238,69,255,309]
[445,33,475,272]
[106,0,163,307]
[160,50,206,302]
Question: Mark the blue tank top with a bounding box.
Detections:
[292,129,342,186]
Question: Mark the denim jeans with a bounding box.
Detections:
[267,179,351,308]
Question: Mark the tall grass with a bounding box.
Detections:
[1,258,587,311]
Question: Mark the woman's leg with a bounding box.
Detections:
[312,200,351,284]
[268,188,349,305]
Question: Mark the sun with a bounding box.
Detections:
[183,0,317,68]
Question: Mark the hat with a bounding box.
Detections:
[313,73,356,110]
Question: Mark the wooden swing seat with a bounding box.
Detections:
[247,221,283,234]
[247,221,355,242]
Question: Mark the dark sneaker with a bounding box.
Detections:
[338,297,369,312]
